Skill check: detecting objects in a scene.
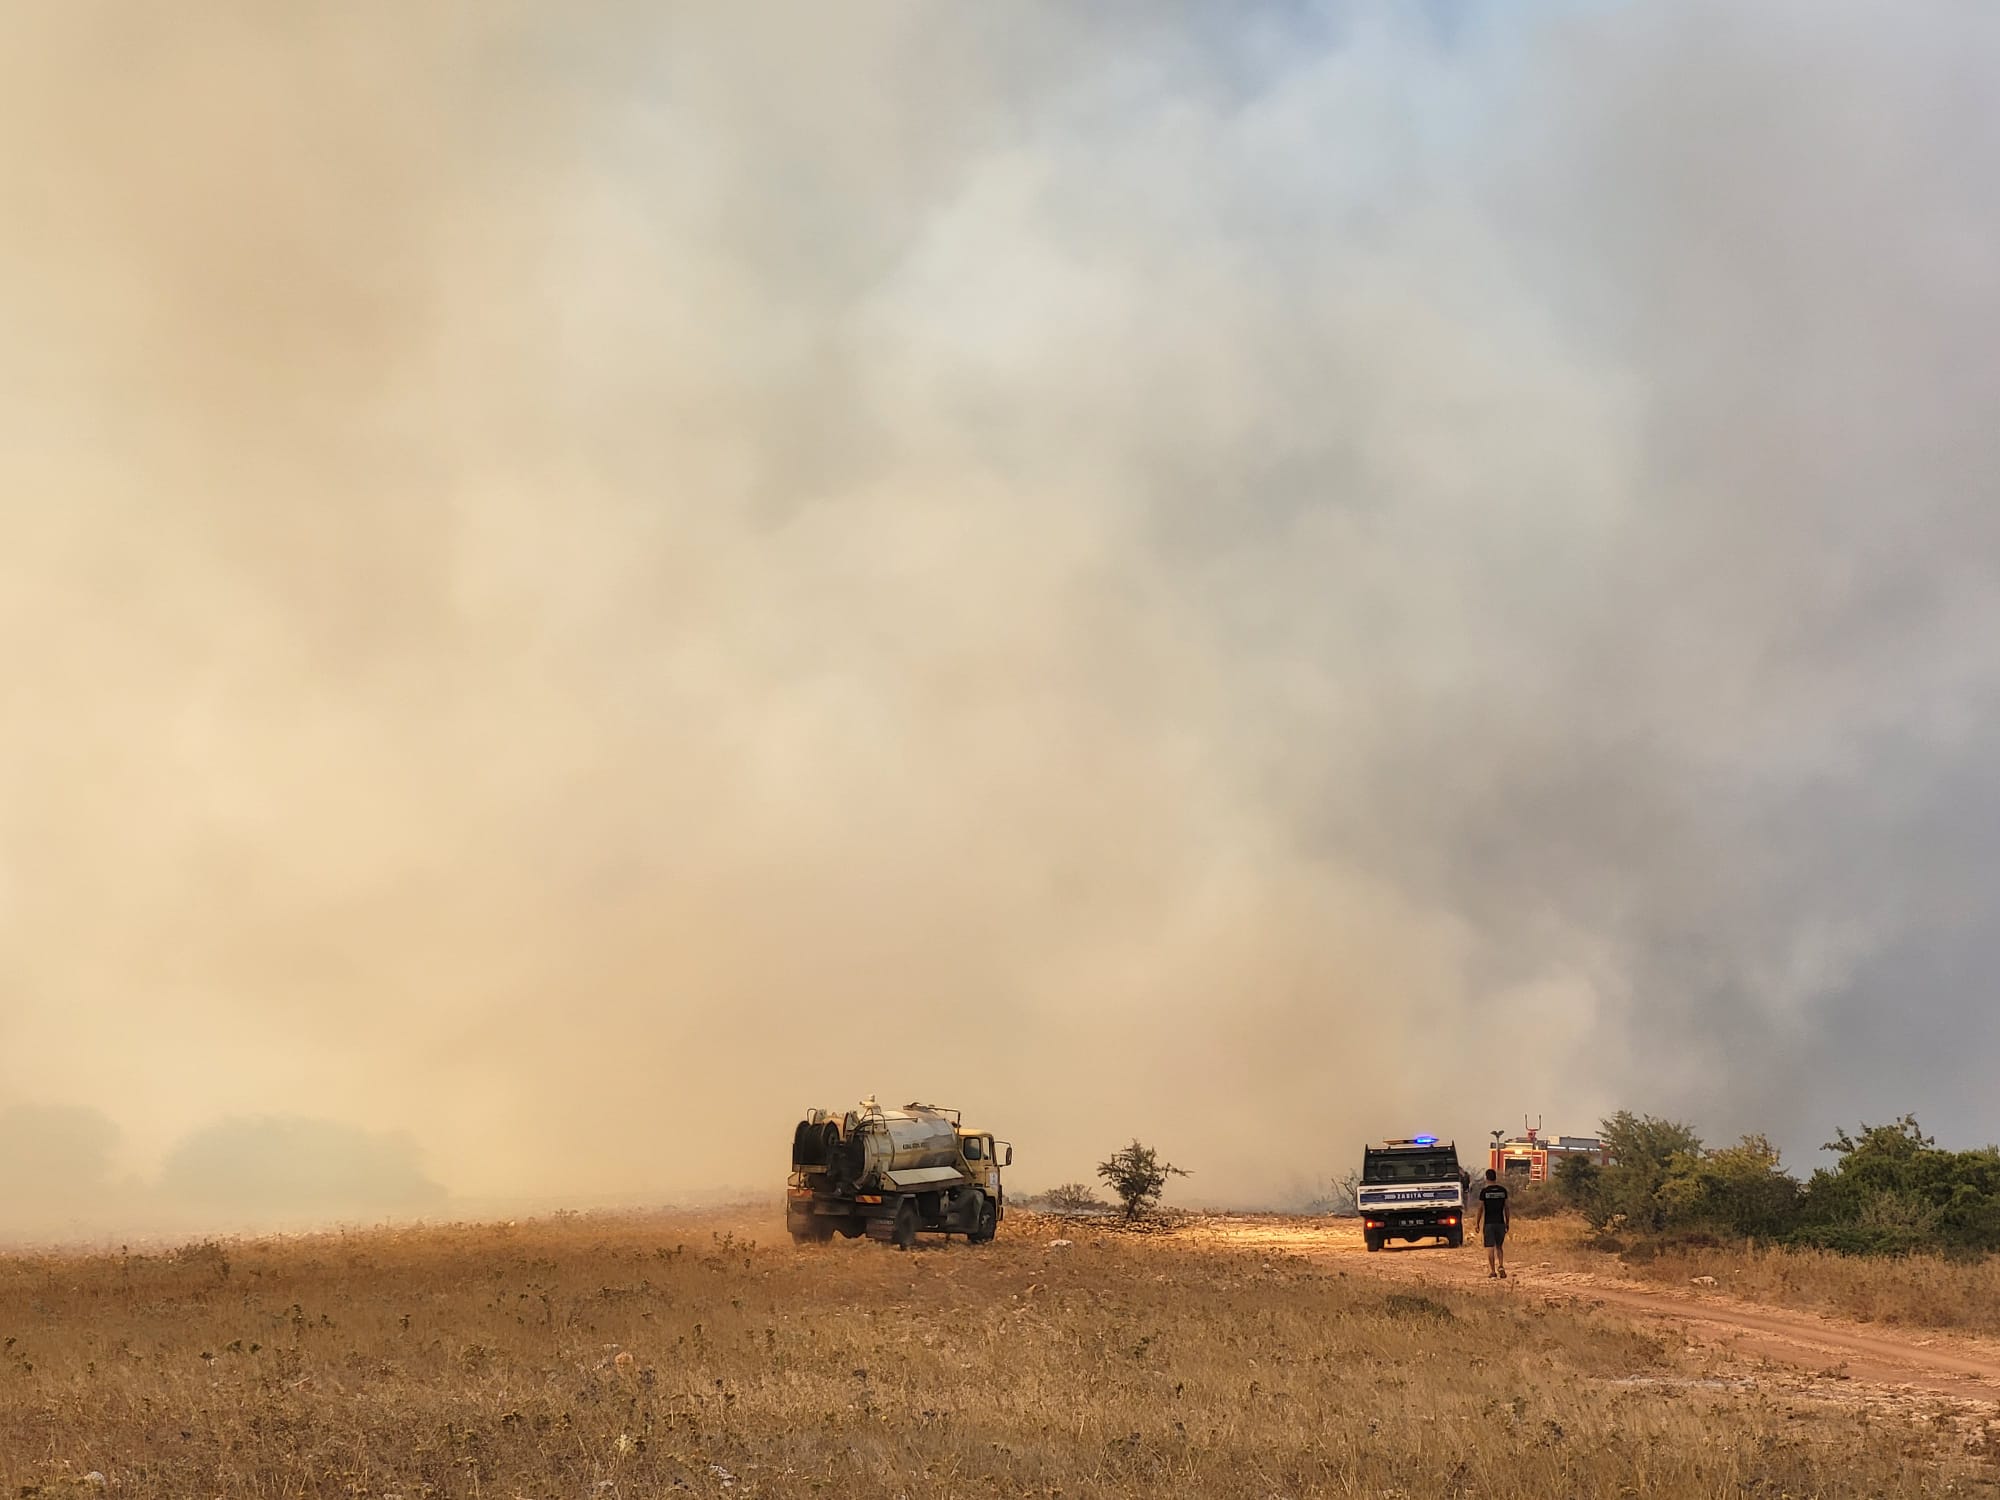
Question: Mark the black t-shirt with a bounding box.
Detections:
[1478,1182,1510,1223]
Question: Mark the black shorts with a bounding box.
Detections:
[1483,1222,1507,1249]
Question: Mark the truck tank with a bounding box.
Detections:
[818,1100,961,1190]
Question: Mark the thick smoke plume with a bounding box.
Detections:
[2,1,1997,1232]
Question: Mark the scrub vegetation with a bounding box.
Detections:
[1552,1113,2000,1258]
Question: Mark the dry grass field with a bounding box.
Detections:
[3,1207,1997,1498]
[1524,1217,2000,1337]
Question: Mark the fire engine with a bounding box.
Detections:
[1488,1117,1612,1183]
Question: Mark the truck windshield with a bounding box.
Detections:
[1363,1153,1458,1184]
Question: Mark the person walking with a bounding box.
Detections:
[1475,1168,1510,1278]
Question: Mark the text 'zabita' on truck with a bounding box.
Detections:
[788,1097,1012,1249]
[1357,1136,1466,1252]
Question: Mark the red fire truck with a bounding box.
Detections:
[1489,1118,1613,1183]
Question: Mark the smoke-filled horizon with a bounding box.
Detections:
[4,1,1998,1234]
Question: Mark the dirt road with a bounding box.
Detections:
[1185,1216,2000,1405]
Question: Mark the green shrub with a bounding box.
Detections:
[1551,1110,1997,1259]
[1553,1153,1602,1209]
[1792,1118,2000,1256]
[1655,1134,1801,1238]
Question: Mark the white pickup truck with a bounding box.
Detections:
[1356,1137,1466,1251]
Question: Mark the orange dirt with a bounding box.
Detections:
[1178,1215,2000,1405]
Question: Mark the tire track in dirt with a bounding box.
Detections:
[1184,1216,2000,1405]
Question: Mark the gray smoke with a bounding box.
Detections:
[0,1,1995,1225]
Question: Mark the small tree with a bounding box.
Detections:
[1600,1111,1705,1177]
[1097,1140,1190,1218]
[1592,1112,1706,1231]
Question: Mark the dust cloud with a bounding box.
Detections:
[2,2,1997,1233]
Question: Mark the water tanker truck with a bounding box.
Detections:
[787,1097,1011,1248]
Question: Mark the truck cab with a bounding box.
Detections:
[1357,1137,1465,1252]
[956,1129,1012,1227]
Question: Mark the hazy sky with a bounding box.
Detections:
[2,1,1997,1229]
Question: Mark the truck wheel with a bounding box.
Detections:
[1365,1232,1383,1253]
[1446,1229,1464,1249]
[970,1200,998,1245]
[892,1198,920,1251]
[791,1219,834,1246]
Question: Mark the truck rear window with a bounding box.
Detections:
[1363,1153,1457,1184]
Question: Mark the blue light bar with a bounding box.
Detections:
[1413,1134,1438,1146]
